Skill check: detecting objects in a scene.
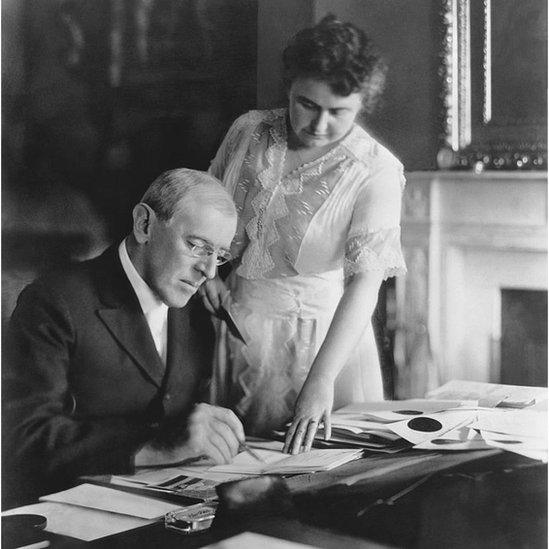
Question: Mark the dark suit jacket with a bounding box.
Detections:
[2,246,214,505]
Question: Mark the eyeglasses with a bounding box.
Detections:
[185,239,232,266]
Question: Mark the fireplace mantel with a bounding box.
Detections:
[395,170,548,398]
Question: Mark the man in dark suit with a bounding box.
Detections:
[3,168,244,506]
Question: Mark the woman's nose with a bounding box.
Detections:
[311,110,329,133]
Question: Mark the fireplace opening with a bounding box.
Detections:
[501,289,547,387]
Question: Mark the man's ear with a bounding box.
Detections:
[132,203,154,244]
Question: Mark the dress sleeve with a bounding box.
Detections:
[344,159,407,280]
[209,111,258,187]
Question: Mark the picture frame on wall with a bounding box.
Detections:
[438,0,547,170]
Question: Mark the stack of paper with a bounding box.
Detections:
[472,408,548,461]
[3,501,154,542]
[291,385,547,461]
[427,379,548,409]
[116,442,362,485]
[2,484,185,541]
[40,483,183,519]
[306,400,482,453]
[111,468,249,500]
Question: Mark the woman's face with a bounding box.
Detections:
[287,77,363,149]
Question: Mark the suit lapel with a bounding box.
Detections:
[95,246,165,388]
[98,308,165,388]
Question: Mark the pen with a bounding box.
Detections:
[239,443,265,462]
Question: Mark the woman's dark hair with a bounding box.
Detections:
[282,15,386,113]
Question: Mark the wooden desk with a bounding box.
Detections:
[14,451,548,549]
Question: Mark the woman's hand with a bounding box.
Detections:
[283,375,334,454]
[199,276,229,315]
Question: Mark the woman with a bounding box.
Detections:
[202,15,406,453]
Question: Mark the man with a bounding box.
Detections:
[3,169,244,506]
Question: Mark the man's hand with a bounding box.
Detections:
[185,403,245,463]
[135,403,245,467]
[199,276,229,315]
[283,375,334,455]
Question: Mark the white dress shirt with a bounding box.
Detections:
[118,240,168,364]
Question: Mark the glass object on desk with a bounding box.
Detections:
[165,502,217,535]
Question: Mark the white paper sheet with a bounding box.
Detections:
[2,501,153,542]
[388,410,477,445]
[204,532,320,548]
[40,483,183,519]
[209,448,362,475]
[330,417,409,431]
[473,409,548,439]
[427,380,548,408]
[414,426,491,451]
[480,430,548,461]
[336,399,472,422]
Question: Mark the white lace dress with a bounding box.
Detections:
[209,109,406,436]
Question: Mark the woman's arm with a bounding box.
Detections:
[283,269,384,454]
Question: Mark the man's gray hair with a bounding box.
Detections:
[141,168,236,221]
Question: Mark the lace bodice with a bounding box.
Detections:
[209,109,406,280]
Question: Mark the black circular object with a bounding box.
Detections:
[393,410,423,415]
[2,514,47,530]
[2,514,48,549]
[407,417,443,432]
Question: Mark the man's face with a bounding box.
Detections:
[288,77,363,149]
[139,199,236,308]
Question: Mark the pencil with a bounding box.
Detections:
[239,443,265,462]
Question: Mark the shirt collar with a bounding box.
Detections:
[118,239,168,316]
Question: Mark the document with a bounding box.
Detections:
[472,408,548,461]
[113,441,361,487]
[387,410,477,445]
[208,446,363,475]
[473,409,547,439]
[111,467,247,500]
[40,483,183,519]
[2,501,153,542]
[427,380,548,408]
[336,399,472,421]
[413,426,490,451]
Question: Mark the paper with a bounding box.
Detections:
[427,380,548,408]
[40,483,183,519]
[414,426,491,451]
[480,430,548,462]
[330,416,410,432]
[204,532,320,549]
[336,399,471,421]
[2,501,153,542]
[387,410,477,445]
[209,447,362,475]
[473,409,547,439]
[111,466,248,500]
[114,466,248,485]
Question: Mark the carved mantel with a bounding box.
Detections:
[395,170,548,398]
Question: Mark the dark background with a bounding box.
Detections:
[2,0,449,321]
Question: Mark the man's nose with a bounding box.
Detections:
[197,254,218,279]
[311,110,329,133]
